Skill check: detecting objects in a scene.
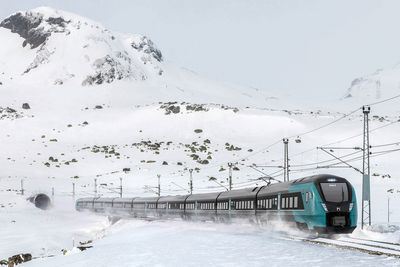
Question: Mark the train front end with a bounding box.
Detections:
[314,176,357,234]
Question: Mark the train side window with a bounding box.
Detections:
[294,197,298,208]
[289,197,293,208]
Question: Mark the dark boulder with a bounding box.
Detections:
[22,103,30,109]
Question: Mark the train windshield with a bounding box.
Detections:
[320,183,349,203]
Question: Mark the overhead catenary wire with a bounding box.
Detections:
[259,117,400,168]
[289,147,400,174]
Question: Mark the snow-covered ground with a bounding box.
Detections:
[1,6,400,266]
[2,196,400,267]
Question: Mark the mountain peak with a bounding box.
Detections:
[0,7,163,86]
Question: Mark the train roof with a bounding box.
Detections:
[94,197,115,203]
[186,192,222,202]
[217,187,262,201]
[76,197,95,202]
[289,174,349,185]
[158,195,189,203]
[112,197,135,203]
[133,197,160,203]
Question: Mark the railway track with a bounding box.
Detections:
[285,235,400,258]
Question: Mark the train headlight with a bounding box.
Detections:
[349,203,354,211]
[321,203,328,212]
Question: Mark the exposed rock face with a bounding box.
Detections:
[7,253,32,266]
[0,12,48,48]
[46,16,70,28]
[0,12,71,49]
[130,35,162,62]
[0,107,23,120]
[82,54,138,85]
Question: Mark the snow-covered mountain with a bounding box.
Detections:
[0,7,163,86]
[0,7,278,108]
[343,65,400,102]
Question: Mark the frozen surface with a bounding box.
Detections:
[24,219,400,267]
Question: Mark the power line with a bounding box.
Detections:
[367,93,400,107]
[371,141,400,148]
[260,118,400,168]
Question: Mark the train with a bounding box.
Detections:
[76,174,357,234]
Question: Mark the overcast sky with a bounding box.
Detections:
[1,0,400,100]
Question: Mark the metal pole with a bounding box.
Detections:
[283,138,289,182]
[189,169,193,194]
[388,197,390,224]
[362,105,371,229]
[94,178,97,197]
[20,179,24,196]
[119,177,123,198]
[72,182,75,199]
[228,163,233,190]
[157,174,161,197]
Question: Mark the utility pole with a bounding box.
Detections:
[189,169,193,194]
[72,182,75,199]
[94,178,98,197]
[362,105,371,229]
[119,177,123,198]
[157,174,161,197]
[20,179,24,196]
[228,163,233,190]
[283,138,289,182]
